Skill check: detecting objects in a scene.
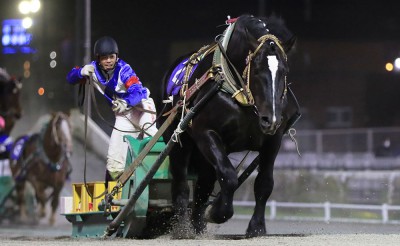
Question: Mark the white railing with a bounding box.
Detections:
[233,200,400,224]
[281,127,400,155]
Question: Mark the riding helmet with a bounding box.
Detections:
[93,36,119,58]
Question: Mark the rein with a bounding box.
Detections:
[86,78,156,137]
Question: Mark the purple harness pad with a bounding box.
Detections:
[10,136,29,160]
[166,58,198,96]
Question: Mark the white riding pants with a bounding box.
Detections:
[106,97,158,173]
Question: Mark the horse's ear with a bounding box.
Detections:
[283,35,296,54]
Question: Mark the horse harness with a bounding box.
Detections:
[170,19,289,121]
[15,117,71,175]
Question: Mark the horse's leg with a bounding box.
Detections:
[33,181,47,218]
[169,135,195,239]
[49,186,62,225]
[196,131,238,224]
[246,136,282,238]
[190,150,216,234]
[14,180,28,222]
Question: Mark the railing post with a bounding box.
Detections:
[316,131,323,155]
[366,129,373,153]
[324,202,331,222]
[382,203,388,224]
[270,200,276,220]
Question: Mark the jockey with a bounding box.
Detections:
[66,36,158,181]
[0,116,13,165]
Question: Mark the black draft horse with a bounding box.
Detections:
[158,14,299,238]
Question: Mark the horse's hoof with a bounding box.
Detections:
[246,221,267,238]
[245,229,267,238]
[49,217,55,226]
[170,222,196,239]
[192,220,207,235]
[204,204,232,224]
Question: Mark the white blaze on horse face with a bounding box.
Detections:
[267,55,278,125]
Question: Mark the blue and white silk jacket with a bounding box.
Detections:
[66,59,148,107]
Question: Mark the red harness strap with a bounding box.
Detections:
[184,68,217,101]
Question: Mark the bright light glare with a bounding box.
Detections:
[31,0,41,13]
[38,87,44,96]
[18,0,41,14]
[386,63,394,72]
[18,1,31,14]
[24,60,30,70]
[22,17,33,29]
[50,51,57,59]
[394,58,400,70]
[24,70,30,78]
[50,60,57,68]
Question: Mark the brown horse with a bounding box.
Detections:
[10,112,73,225]
[0,68,22,136]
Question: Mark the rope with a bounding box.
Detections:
[288,128,301,157]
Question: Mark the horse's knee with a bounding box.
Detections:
[39,205,46,218]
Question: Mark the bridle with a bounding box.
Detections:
[242,34,288,132]
[242,33,288,103]
[215,20,289,133]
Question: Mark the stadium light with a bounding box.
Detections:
[22,17,33,29]
[18,0,41,15]
[394,58,400,70]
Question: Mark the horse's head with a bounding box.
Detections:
[228,15,296,135]
[49,112,73,159]
[0,68,23,134]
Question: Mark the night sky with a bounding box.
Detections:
[1,0,400,129]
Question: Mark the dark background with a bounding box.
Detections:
[1,0,400,133]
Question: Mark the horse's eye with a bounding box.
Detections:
[269,41,274,46]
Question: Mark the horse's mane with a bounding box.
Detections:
[0,68,11,83]
[237,14,293,40]
[230,14,295,53]
[262,15,294,45]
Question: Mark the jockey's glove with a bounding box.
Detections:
[80,64,95,77]
[112,98,128,114]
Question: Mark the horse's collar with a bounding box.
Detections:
[212,23,254,106]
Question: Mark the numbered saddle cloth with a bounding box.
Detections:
[166,58,199,96]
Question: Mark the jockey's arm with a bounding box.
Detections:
[119,65,149,107]
[66,66,86,85]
